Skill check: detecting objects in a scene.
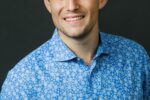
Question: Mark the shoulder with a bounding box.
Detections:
[2,38,54,84]
[0,39,54,98]
[101,32,143,49]
[101,32,149,61]
[16,37,54,68]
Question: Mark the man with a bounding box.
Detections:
[0,0,150,99]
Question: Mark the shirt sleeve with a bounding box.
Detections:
[143,51,150,100]
[0,62,36,100]
[0,69,28,99]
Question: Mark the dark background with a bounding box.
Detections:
[0,0,150,90]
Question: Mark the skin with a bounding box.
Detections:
[44,0,108,65]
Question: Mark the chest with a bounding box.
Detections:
[35,62,144,99]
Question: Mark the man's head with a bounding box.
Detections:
[44,0,107,39]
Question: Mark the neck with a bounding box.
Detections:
[59,27,100,65]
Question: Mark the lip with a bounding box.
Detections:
[63,15,85,23]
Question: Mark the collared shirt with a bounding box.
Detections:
[1,29,150,100]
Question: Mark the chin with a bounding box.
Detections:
[64,28,83,35]
[66,31,88,39]
[59,26,89,39]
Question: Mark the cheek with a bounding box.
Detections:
[83,2,99,15]
[50,5,63,28]
[50,3,63,17]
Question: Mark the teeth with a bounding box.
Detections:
[65,16,83,21]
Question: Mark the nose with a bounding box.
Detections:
[66,0,79,11]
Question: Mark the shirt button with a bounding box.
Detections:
[77,58,81,61]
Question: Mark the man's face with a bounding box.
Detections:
[44,0,107,39]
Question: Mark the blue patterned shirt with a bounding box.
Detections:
[1,29,150,100]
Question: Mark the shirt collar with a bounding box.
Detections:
[93,32,110,59]
[50,29,77,61]
[50,29,110,61]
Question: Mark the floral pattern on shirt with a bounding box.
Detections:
[1,29,150,100]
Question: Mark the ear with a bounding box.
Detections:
[98,0,108,9]
[44,0,52,13]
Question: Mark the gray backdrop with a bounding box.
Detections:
[0,0,150,90]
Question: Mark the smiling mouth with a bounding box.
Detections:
[64,15,85,22]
